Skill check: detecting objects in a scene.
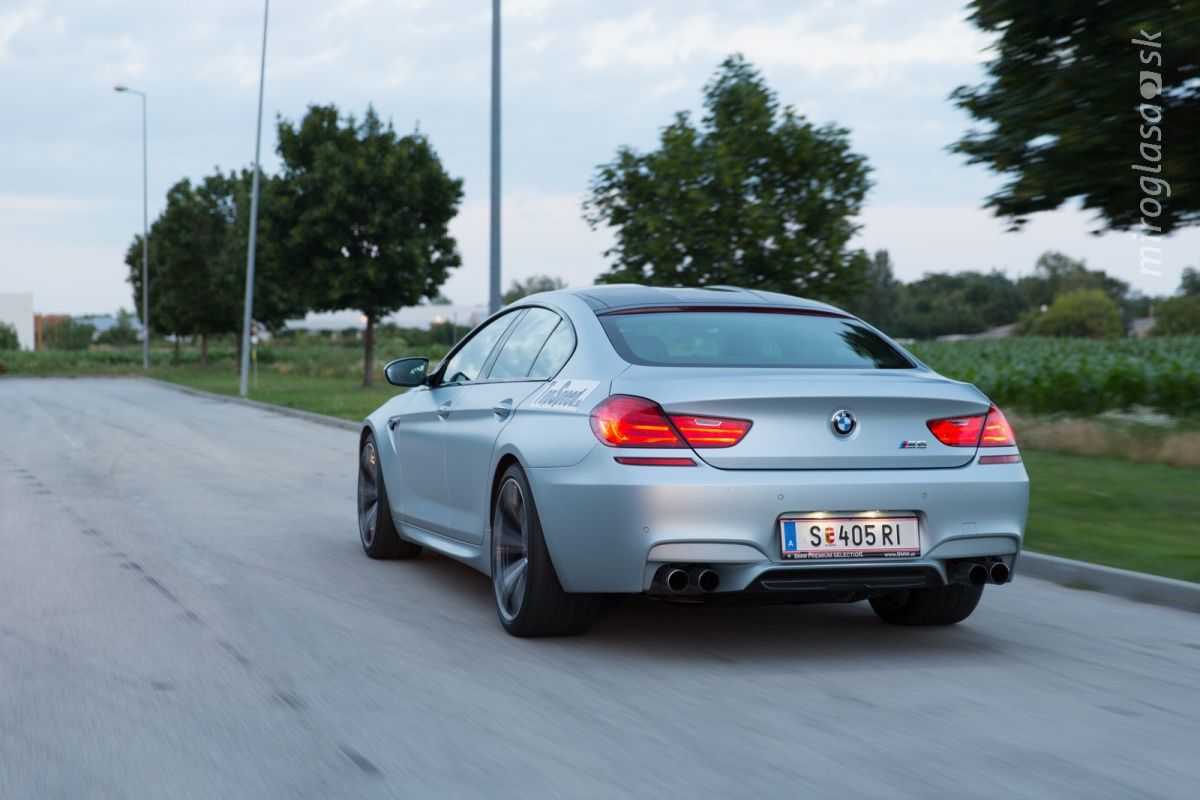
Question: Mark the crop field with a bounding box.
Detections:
[909,336,1200,415]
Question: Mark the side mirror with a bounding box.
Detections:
[384,357,429,387]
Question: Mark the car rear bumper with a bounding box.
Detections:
[527,445,1029,594]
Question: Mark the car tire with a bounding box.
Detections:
[358,434,422,560]
[868,584,983,626]
[491,464,601,637]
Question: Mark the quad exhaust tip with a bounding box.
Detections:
[656,565,720,594]
[692,567,720,593]
[952,562,989,587]
[663,567,689,593]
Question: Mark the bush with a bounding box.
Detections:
[1153,295,1200,335]
[40,318,96,351]
[0,321,18,350]
[96,309,140,346]
[1022,289,1124,339]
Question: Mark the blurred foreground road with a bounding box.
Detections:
[2,378,1199,799]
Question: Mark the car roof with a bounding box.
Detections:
[525,284,842,314]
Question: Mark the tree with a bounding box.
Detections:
[127,170,307,369]
[1016,252,1130,310]
[584,55,872,302]
[275,105,464,386]
[503,275,566,304]
[1152,295,1200,334]
[96,308,140,346]
[1022,289,1124,339]
[890,270,1024,339]
[1181,267,1200,296]
[1152,267,1200,334]
[840,251,900,330]
[0,321,18,350]
[951,1,1200,233]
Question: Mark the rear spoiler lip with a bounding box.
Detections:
[596,305,849,318]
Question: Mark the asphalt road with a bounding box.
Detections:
[2,378,1198,799]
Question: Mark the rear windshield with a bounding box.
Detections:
[600,309,913,369]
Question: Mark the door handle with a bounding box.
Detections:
[437,402,452,419]
[492,399,514,420]
[387,415,403,430]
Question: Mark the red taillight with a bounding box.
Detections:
[590,396,752,450]
[979,404,1016,447]
[590,396,684,448]
[926,413,985,447]
[667,414,752,449]
[927,404,1016,448]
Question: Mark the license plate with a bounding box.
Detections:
[780,515,919,560]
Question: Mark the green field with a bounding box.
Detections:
[910,336,1200,415]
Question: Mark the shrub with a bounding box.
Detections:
[0,321,18,350]
[1152,295,1200,335]
[1023,289,1124,339]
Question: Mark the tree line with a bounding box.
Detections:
[128,106,462,387]
[843,252,1200,340]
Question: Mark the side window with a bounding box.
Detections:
[442,313,518,384]
[529,319,575,379]
[487,308,562,381]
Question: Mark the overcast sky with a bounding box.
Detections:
[1,0,1193,315]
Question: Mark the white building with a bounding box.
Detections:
[286,304,489,332]
[0,293,34,350]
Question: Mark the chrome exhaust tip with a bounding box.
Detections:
[989,562,1011,585]
[692,567,720,593]
[659,567,689,593]
[952,561,989,587]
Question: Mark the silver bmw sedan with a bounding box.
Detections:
[358,285,1028,637]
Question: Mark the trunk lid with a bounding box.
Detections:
[610,367,987,470]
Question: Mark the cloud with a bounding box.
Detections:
[579,3,989,88]
[0,3,42,58]
[442,190,611,304]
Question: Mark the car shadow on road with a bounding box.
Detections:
[386,550,1005,668]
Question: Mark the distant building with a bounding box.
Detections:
[34,314,69,350]
[75,314,119,338]
[285,304,489,332]
[1130,317,1157,338]
[0,293,35,350]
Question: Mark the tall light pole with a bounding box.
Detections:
[239,0,270,398]
[488,0,501,313]
[114,84,149,369]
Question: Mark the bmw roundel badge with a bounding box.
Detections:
[831,409,857,436]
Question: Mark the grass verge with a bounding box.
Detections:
[1023,451,1200,584]
[154,366,400,422]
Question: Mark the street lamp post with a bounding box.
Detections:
[114,84,149,369]
[489,0,501,314]
[239,0,270,398]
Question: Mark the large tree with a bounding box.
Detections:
[952,1,1199,233]
[275,105,463,387]
[127,172,304,368]
[584,55,872,302]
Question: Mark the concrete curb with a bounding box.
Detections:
[1019,552,1200,614]
[143,377,360,433]
[144,377,1200,615]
